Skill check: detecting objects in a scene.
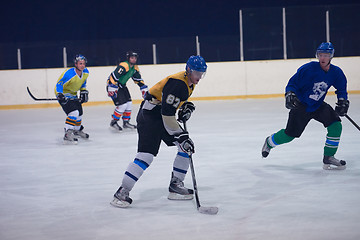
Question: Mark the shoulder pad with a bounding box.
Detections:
[119,62,130,71]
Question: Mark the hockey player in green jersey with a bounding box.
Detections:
[106,51,148,131]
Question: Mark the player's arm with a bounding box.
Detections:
[161,79,189,135]
[55,71,72,104]
[162,79,195,154]
[132,66,148,98]
[284,67,303,109]
[334,68,349,116]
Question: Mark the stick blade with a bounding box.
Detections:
[198,206,219,215]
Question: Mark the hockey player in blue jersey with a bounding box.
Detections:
[55,54,90,144]
[262,42,349,170]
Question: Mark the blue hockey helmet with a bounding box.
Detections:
[74,54,87,63]
[186,55,207,73]
[316,42,335,58]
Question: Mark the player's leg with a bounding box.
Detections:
[262,129,295,157]
[262,105,310,158]
[122,101,137,129]
[161,131,194,200]
[111,107,162,207]
[73,102,89,138]
[315,103,345,170]
[109,87,128,131]
[168,146,194,200]
[60,100,81,143]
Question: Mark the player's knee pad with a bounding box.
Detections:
[125,101,132,111]
[134,152,154,168]
[68,110,79,118]
[115,103,127,114]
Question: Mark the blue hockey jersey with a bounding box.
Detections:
[286,61,348,112]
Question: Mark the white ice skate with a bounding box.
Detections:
[323,155,346,170]
[63,129,78,144]
[110,187,132,208]
[168,175,194,200]
[262,137,271,158]
[74,125,89,139]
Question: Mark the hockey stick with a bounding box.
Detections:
[27,87,57,101]
[345,114,360,131]
[183,121,218,215]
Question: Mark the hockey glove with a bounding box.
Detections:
[140,85,148,99]
[79,90,89,103]
[177,102,195,123]
[56,93,68,106]
[335,98,349,116]
[285,91,301,109]
[107,84,118,98]
[174,131,195,154]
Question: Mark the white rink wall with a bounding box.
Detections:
[0,57,359,107]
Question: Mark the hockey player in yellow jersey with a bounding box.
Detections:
[55,54,90,144]
[106,51,148,131]
[110,55,207,208]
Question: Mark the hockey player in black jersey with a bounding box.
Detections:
[110,55,207,208]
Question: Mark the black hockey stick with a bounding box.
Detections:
[27,87,57,101]
[345,114,360,131]
[183,121,218,215]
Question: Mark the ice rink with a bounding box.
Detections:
[1,94,360,240]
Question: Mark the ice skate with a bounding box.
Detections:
[110,119,122,131]
[323,155,346,170]
[63,129,78,144]
[110,187,132,208]
[168,174,194,200]
[74,125,89,139]
[123,121,137,129]
[262,137,271,158]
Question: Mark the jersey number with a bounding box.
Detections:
[166,94,180,108]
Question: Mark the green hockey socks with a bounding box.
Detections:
[267,129,295,148]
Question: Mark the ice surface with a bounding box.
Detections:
[1,95,360,240]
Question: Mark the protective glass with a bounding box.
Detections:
[190,70,206,79]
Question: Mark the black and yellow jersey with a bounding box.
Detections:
[149,71,194,116]
[145,71,194,135]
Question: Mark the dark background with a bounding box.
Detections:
[0,0,359,69]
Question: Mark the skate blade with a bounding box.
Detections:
[323,164,346,170]
[168,192,193,200]
[76,134,89,139]
[198,206,219,215]
[109,126,123,133]
[63,139,78,145]
[110,198,130,208]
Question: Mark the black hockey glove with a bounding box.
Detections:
[79,90,89,103]
[335,98,349,117]
[285,91,301,109]
[174,131,195,154]
[177,102,195,123]
[56,93,68,106]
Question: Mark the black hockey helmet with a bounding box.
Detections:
[126,51,138,61]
